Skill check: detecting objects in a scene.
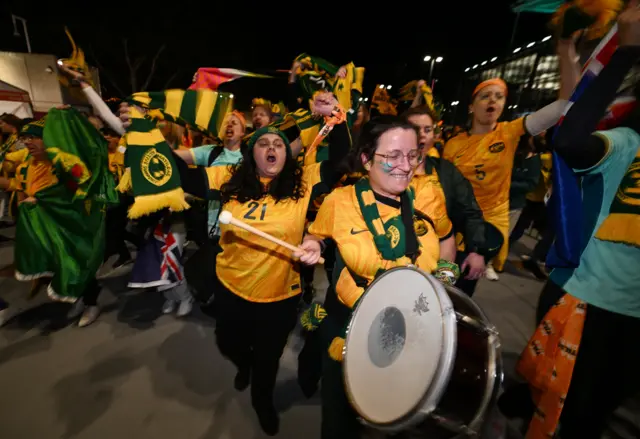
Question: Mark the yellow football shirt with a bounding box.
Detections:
[308,186,440,308]
[443,118,526,213]
[4,149,58,196]
[411,171,452,239]
[108,150,126,183]
[527,152,553,203]
[205,163,324,303]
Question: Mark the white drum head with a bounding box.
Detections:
[343,267,455,427]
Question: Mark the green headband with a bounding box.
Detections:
[246,126,291,155]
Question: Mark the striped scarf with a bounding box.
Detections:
[293,54,365,124]
[120,89,233,218]
[547,25,619,268]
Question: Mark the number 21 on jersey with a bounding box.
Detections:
[244,201,268,221]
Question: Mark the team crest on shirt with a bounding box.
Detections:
[413,218,429,237]
[386,225,401,248]
[488,142,505,153]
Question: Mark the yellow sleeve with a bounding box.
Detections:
[205,166,232,191]
[2,149,29,173]
[308,190,336,239]
[503,117,527,152]
[303,162,322,189]
[335,265,366,309]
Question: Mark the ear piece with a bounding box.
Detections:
[364,162,371,171]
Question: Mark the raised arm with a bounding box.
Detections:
[554,8,640,169]
[524,38,581,136]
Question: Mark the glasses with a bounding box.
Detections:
[375,150,422,167]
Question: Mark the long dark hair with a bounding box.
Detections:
[220,144,305,204]
[342,116,419,175]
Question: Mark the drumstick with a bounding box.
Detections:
[218,211,325,264]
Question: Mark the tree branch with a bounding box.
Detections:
[141,44,166,91]
[162,70,180,90]
[85,45,127,98]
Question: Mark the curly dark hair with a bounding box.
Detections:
[341,115,419,175]
[220,145,306,204]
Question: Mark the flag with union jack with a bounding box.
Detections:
[128,218,185,290]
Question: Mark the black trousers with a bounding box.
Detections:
[535,281,640,438]
[509,200,547,245]
[104,197,138,261]
[82,278,101,306]
[321,352,361,439]
[214,284,299,410]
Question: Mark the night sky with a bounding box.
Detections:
[1,0,549,110]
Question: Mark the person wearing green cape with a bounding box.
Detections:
[0,108,117,327]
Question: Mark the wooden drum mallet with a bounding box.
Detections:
[218,211,325,264]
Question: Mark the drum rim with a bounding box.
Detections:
[342,266,458,432]
[442,286,504,433]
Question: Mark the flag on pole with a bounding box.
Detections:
[189,68,273,91]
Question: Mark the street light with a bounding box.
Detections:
[424,55,443,84]
[386,85,392,90]
[11,15,32,53]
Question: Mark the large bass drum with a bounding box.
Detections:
[342,266,502,437]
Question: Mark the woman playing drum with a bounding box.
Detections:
[300,117,457,439]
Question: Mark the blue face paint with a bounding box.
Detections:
[377,161,393,173]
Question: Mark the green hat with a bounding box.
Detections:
[20,117,46,138]
[246,126,291,155]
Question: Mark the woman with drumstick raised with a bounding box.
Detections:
[174,91,349,436]
[298,117,458,439]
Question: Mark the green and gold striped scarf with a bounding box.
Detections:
[121,89,233,218]
[354,178,416,261]
[294,54,365,126]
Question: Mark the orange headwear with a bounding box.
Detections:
[472,78,508,98]
[224,110,246,131]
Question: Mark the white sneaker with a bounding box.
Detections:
[162,299,177,314]
[485,264,500,281]
[78,306,100,327]
[176,297,193,317]
[68,298,86,319]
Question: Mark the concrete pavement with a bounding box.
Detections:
[0,230,636,439]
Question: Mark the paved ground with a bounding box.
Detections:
[0,228,636,439]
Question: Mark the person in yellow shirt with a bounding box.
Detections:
[299,117,458,439]
[443,38,579,280]
[176,93,349,436]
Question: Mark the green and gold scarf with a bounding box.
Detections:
[595,146,640,247]
[293,53,365,126]
[354,178,419,261]
[121,89,234,218]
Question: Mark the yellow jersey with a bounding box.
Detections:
[108,150,126,183]
[308,186,440,308]
[527,152,553,203]
[443,118,526,213]
[4,149,58,197]
[205,163,324,303]
[411,170,453,240]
